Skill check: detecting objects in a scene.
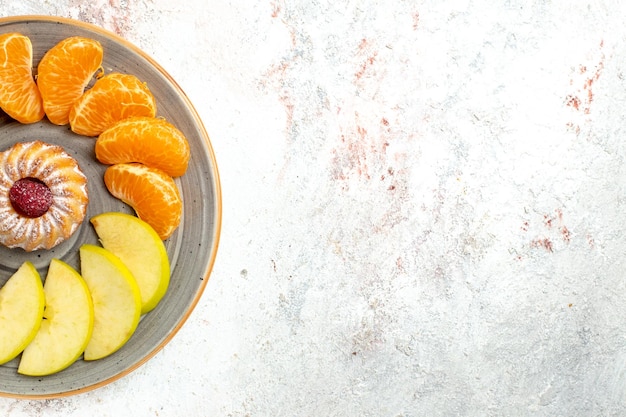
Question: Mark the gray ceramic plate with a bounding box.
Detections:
[0,16,221,398]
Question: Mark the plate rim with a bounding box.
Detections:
[0,15,223,399]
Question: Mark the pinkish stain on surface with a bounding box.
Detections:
[331,38,391,187]
[565,40,605,135]
[561,226,571,243]
[260,4,299,145]
[262,59,295,131]
[68,0,134,38]
[271,1,282,18]
[520,208,574,254]
[521,221,530,232]
[354,38,378,81]
[330,111,390,186]
[531,238,554,253]
[412,12,420,30]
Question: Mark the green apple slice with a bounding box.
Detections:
[91,212,170,314]
[79,244,141,361]
[18,259,94,376]
[0,262,44,365]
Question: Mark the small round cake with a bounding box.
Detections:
[0,140,88,251]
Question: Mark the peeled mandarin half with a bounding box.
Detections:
[95,116,191,177]
[103,163,182,240]
[37,36,104,125]
[69,72,157,137]
[0,33,45,123]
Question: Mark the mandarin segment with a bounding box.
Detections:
[37,36,104,125]
[0,33,45,123]
[69,73,157,137]
[103,163,182,240]
[95,116,190,177]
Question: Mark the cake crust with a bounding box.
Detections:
[0,140,88,251]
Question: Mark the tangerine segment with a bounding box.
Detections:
[37,36,104,125]
[103,163,182,240]
[69,73,157,137]
[0,33,44,124]
[95,116,191,177]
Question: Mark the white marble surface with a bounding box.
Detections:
[3,0,626,415]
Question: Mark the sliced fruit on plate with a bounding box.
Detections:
[37,36,104,125]
[103,163,182,240]
[0,33,45,123]
[95,116,191,177]
[69,72,157,137]
[18,259,94,376]
[79,244,141,361]
[91,212,170,314]
[0,261,44,365]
